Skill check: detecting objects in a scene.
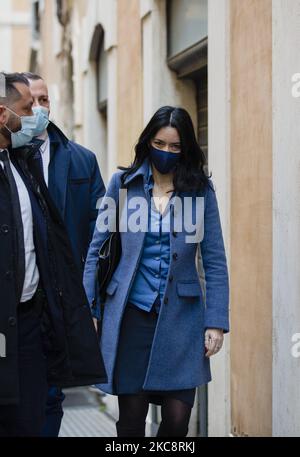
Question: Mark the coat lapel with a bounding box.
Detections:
[48,139,71,220]
[120,176,147,272]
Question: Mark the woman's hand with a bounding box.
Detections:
[205,328,224,357]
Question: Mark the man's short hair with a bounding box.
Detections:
[0,72,29,105]
[22,72,44,82]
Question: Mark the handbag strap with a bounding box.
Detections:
[92,177,126,329]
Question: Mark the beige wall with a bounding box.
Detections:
[0,0,31,73]
[230,0,273,436]
[76,0,88,17]
[39,0,55,80]
[12,0,28,9]
[207,0,231,437]
[11,26,31,72]
[11,0,31,72]
[117,0,143,167]
[38,0,58,128]
[37,0,75,136]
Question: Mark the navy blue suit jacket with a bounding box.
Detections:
[47,122,106,273]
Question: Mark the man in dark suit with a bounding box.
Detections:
[0,72,106,437]
[22,73,106,437]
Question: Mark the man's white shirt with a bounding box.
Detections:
[37,130,50,186]
[0,149,39,302]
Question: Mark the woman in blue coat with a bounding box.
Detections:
[83,106,229,437]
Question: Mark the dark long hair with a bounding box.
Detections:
[119,106,210,192]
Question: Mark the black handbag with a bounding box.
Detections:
[92,183,124,335]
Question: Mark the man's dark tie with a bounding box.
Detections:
[33,146,45,179]
[0,149,25,302]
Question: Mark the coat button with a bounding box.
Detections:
[169,275,173,283]
[5,271,12,280]
[8,317,17,327]
[164,297,169,305]
[173,253,178,260]
[1,225,9,234]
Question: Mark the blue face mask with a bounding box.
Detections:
[4,107,37,149]
[149,146,182,174]
[32,106,50,136]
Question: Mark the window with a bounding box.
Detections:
[167,0,207,58]
[97,39,108,114]
[89,24,108,181]
[89,24,108,114]
[167,0,207,78]
[32,1,40,41]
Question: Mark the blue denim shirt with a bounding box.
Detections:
[128,164,173,313]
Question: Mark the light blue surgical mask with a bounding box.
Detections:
[32,106,50,136]
[4,107,37,149]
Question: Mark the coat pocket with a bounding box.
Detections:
[176,280,203,299]
[69,178,90,184]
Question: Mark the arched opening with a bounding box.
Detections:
[88,23,108,182]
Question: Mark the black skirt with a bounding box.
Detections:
[113,302,196,408]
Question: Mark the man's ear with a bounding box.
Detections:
[0,105,8,127]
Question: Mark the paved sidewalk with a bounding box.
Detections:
[59,387,116,437]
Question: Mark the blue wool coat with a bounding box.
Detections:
[83,159,229,393]
[47,122,106,273]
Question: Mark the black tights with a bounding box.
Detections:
[116,394,192,437]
